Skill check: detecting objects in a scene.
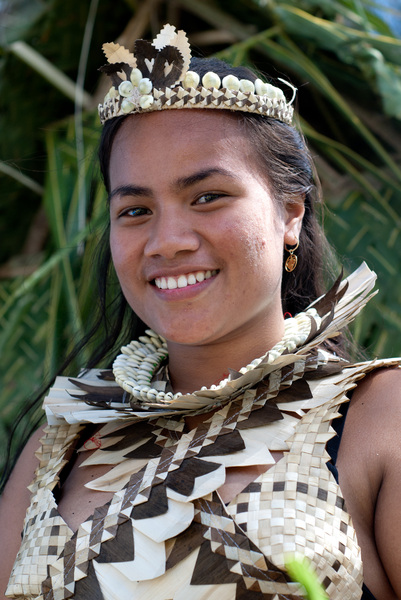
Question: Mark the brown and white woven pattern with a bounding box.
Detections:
[98,84,294,125]
[227,394,363,598]
[6,424,82,598]
[9,358,401,599]
[191,493,304,597]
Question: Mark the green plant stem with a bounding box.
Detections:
[8,40,92,109]
[0,161,44,195]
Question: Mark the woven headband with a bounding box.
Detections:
[98,24,296,125]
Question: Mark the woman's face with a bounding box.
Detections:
[109,110,303,350]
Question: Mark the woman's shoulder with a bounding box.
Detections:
[0,424,45,506]
[339,364,401,475]
[0,425,46,598]
[347,364,401,434]
[337,364,401,597]
[342,363,401,496]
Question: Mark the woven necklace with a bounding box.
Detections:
[112,307,321,409]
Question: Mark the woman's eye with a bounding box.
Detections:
[195,193,223,205]
[120,206,150,218]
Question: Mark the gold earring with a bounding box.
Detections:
[284,239,299,272]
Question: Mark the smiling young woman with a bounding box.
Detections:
[108,110,304,393]
[1,24,401,600]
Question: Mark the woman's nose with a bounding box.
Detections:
[144,208,201,259]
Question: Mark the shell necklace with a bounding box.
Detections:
[112,307,321,410]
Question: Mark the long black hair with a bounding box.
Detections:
[0,56,339,493]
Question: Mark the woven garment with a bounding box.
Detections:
[6,267,401,599]
[8,362,400,600]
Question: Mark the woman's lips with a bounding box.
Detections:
[154,269,219,290]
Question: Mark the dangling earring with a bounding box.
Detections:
[284,239,299,272]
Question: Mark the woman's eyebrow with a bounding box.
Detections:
[108,168,238,203]
[108,184,151,203]
[175,167,239,190]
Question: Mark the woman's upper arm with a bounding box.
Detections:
[339,366,401,598]
[0,425,45,599]
[369,369,401,597]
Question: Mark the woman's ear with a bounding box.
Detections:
[284,197,305,246]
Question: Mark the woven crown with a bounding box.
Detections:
[98,24,295,125]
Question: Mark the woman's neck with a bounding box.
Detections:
[166,317,285,394]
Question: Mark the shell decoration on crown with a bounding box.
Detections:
[98,24,295,125]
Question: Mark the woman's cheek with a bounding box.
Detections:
[227,220,269,271]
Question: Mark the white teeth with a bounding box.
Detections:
[154,270,217,290]
[177,275,187,288]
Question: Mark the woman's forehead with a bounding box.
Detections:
[117,109,243,142]
[110,109,258,176]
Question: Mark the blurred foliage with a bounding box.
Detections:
[285,556,328,599]
[1,0,401,473]
[0,0,132,261]
[0,111,109,466]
